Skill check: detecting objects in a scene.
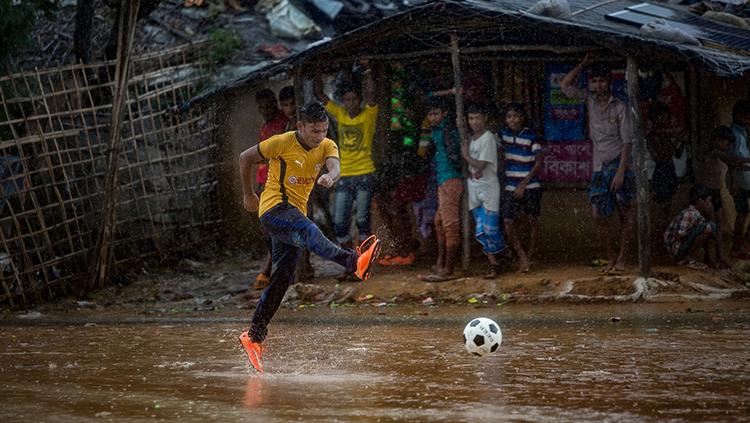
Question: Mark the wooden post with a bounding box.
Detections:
[292,66,312,282]
[87,0,141,292]
[626,56,650,277]
[294,65,304,121]
[450,34,471,273]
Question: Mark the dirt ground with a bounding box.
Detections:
[22,245,750,317]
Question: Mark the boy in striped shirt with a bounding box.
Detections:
[500,103,543,273]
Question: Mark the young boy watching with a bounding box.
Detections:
[461,103,508,279]
[500,103,542,273]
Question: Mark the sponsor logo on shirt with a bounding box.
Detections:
[288,175,316,185]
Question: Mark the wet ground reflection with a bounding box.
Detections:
[1,304,749,422]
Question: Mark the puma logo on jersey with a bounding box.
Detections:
[293,160,304,167]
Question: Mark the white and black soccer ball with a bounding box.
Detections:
[463,317,502,356]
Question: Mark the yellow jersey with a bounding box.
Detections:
[325,102,378,177]
[257,131,339,217]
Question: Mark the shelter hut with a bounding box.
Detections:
[191,0,750,276]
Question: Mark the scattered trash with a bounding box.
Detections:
[640,19,700,46]
[422,297,435,306]
[645,328,658,333]
[257,44,292,59]
[703,11,750,29]
[610,316,621,322]
[18,311,42,319]
[467,297,479,304]
[194,298,211,306]
[527,0,571,19]
[310,0,344,20]
[177,259,207,274]
[225,0,247,12]
[356,294,374,302]
[376,302,388,307]
[590,259,608,268]
[255,0,320,40]
[76,300,97,309]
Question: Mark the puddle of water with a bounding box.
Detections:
[1,305,749,422]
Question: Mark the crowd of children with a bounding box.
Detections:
[249,58,750,284]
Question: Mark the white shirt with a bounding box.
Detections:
[467,130,501,212]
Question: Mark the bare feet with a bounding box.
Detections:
[483,264,500,280]
[517,254,530,274]
[679,259,708,271]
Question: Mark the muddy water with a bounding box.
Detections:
[1,304,749,422]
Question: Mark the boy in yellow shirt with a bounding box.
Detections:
[237,102,381,373]
[314,62,378,256]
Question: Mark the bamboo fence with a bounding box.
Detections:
[0,41,220,308]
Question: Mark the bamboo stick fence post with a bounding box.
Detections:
[449,34,472,273]
[88,0,141,292]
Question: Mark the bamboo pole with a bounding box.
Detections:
[88,0,141,292]
[626,56,651,277]
[291,65,311,283]
[450,34,471,273]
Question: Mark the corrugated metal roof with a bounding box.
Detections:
[187,0,750,106]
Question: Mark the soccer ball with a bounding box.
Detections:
[463,317,502,356]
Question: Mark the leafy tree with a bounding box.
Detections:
[0,0,56,66]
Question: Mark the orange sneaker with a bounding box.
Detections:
[377,254,396,266]
[239,331,264,373]
[391,252,416,266]
[253,273,270,290]
[378,252,415,266]
[354,235,381,280]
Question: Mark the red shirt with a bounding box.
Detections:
[257,112,289,186]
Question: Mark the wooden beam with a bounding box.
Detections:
[450,34,472,273]
[308,45,598,65]
[627,56,651,277]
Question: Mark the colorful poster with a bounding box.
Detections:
[544,64,585,142]
[543,64,589,183]
[540,141,593,183]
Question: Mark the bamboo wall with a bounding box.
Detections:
[0,42,220,308]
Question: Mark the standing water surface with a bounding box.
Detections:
[1,303,749,422]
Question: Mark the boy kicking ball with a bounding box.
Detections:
[238,102,381,372]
